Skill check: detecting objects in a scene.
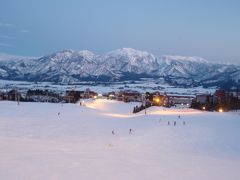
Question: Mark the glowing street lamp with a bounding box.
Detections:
[202,106,206,110]
[218,108,223,113]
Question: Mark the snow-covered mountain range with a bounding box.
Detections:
[0,48,239,87]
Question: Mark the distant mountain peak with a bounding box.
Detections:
[76,50,95,58]
[107,48,153,57]
[0,48,239,87]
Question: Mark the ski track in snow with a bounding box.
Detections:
[0,99,240,180]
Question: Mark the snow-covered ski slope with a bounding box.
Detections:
[0,99,240,180]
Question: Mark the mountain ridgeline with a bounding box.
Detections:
[0,48,239,88]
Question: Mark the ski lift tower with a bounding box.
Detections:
[142,93,147,115]
[14,87,20,105]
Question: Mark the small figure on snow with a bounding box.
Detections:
[58,112,60,116]
[112,130,115,135]
[183,121,186,125]
[159,118,162,123]
[174,121,176,126]
[168,121,170,126]
[129,128,132,134]
[178,115,181,119]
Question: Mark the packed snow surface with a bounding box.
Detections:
[0,99,240,180]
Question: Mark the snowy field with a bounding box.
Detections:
[0,99,240,180]
[0,79,215,95]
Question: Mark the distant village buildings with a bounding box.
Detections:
[168,95,193,106]
[1,87,239,112]
[26,89,62,103]
[191,89,240,112]
[0,89,22,101]
[116,90,142,102]
[66,88,98,103]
